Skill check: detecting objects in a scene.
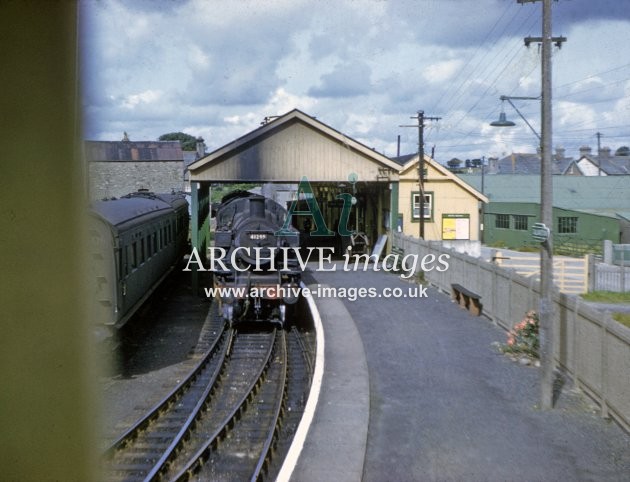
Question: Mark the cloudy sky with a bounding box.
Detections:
[81,0,630,163]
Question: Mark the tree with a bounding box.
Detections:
[158,132,198,151]
[615,146,629,156]
[447,158,462,170]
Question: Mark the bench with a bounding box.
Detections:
[451,283,483,316]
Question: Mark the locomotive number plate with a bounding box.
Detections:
[249,233,267,240]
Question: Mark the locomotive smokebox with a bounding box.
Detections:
[249,196,265,218]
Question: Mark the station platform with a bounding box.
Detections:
[289,261,629,481]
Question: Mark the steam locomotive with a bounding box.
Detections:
[87,191,189,341]
[212,191,301,327]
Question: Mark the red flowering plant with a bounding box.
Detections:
[502,310,539,358]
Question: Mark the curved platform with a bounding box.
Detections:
[278,282,370,481]
[286,262,629,481]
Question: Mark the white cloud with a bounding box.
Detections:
[423,59,463,84]
[556,101,597,131]
[265,88,317,115]
[121,89,163,109]
[81,0,630,161]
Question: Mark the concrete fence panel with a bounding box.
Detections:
[393,232,630,432]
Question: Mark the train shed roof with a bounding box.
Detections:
[188,109,400,183]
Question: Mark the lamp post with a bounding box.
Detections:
[491,0,560,410]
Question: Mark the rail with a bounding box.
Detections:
[171,329,281,480]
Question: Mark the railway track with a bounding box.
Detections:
[102,322,314,482]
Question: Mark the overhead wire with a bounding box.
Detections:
[402,4,630,161]
[431,8,541,155]
[438,47,628,158]
[398,3,524,156]
[427,2,522,116]
[436,9,538,120]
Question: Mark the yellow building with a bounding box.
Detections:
[396,154,488,242]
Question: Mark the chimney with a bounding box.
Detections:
[487,157,499,174]
[555,147,565,160]
[599,146,611,158]
[579,145,592,157]
[196,137,206,159]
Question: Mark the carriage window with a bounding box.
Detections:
[153,232,158,253]
[126,245,132,273]
[117,250,123,277]
[131,242,137,269]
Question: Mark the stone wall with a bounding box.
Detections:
[89,161,184,199]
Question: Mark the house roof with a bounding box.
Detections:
[489,152,573,175]
[85,140,184,162]
[458,174,630,217]
[395,153,488,203]
[575,154,630,175]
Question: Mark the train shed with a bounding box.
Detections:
[187,109,401,290]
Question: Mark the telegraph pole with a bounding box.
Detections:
[596,131,603,175]
[518,0,561,410]
[401,110,440,239]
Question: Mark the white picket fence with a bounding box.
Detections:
[591,262,630,292]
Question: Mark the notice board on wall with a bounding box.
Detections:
[442,214,470,240]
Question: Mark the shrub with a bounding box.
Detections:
[502,310,539,358]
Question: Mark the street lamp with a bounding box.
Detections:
[489,111,515,128]
[490,96,540,140]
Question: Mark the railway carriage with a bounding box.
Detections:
[87,191,188,340]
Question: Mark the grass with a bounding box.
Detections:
[582,291,630,329]
[612,313,630,328]
[581,291,630,304]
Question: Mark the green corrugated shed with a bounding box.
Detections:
[458,175,630,251]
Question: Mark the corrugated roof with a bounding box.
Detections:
[85,140,184,162]
[458,174,630,215]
